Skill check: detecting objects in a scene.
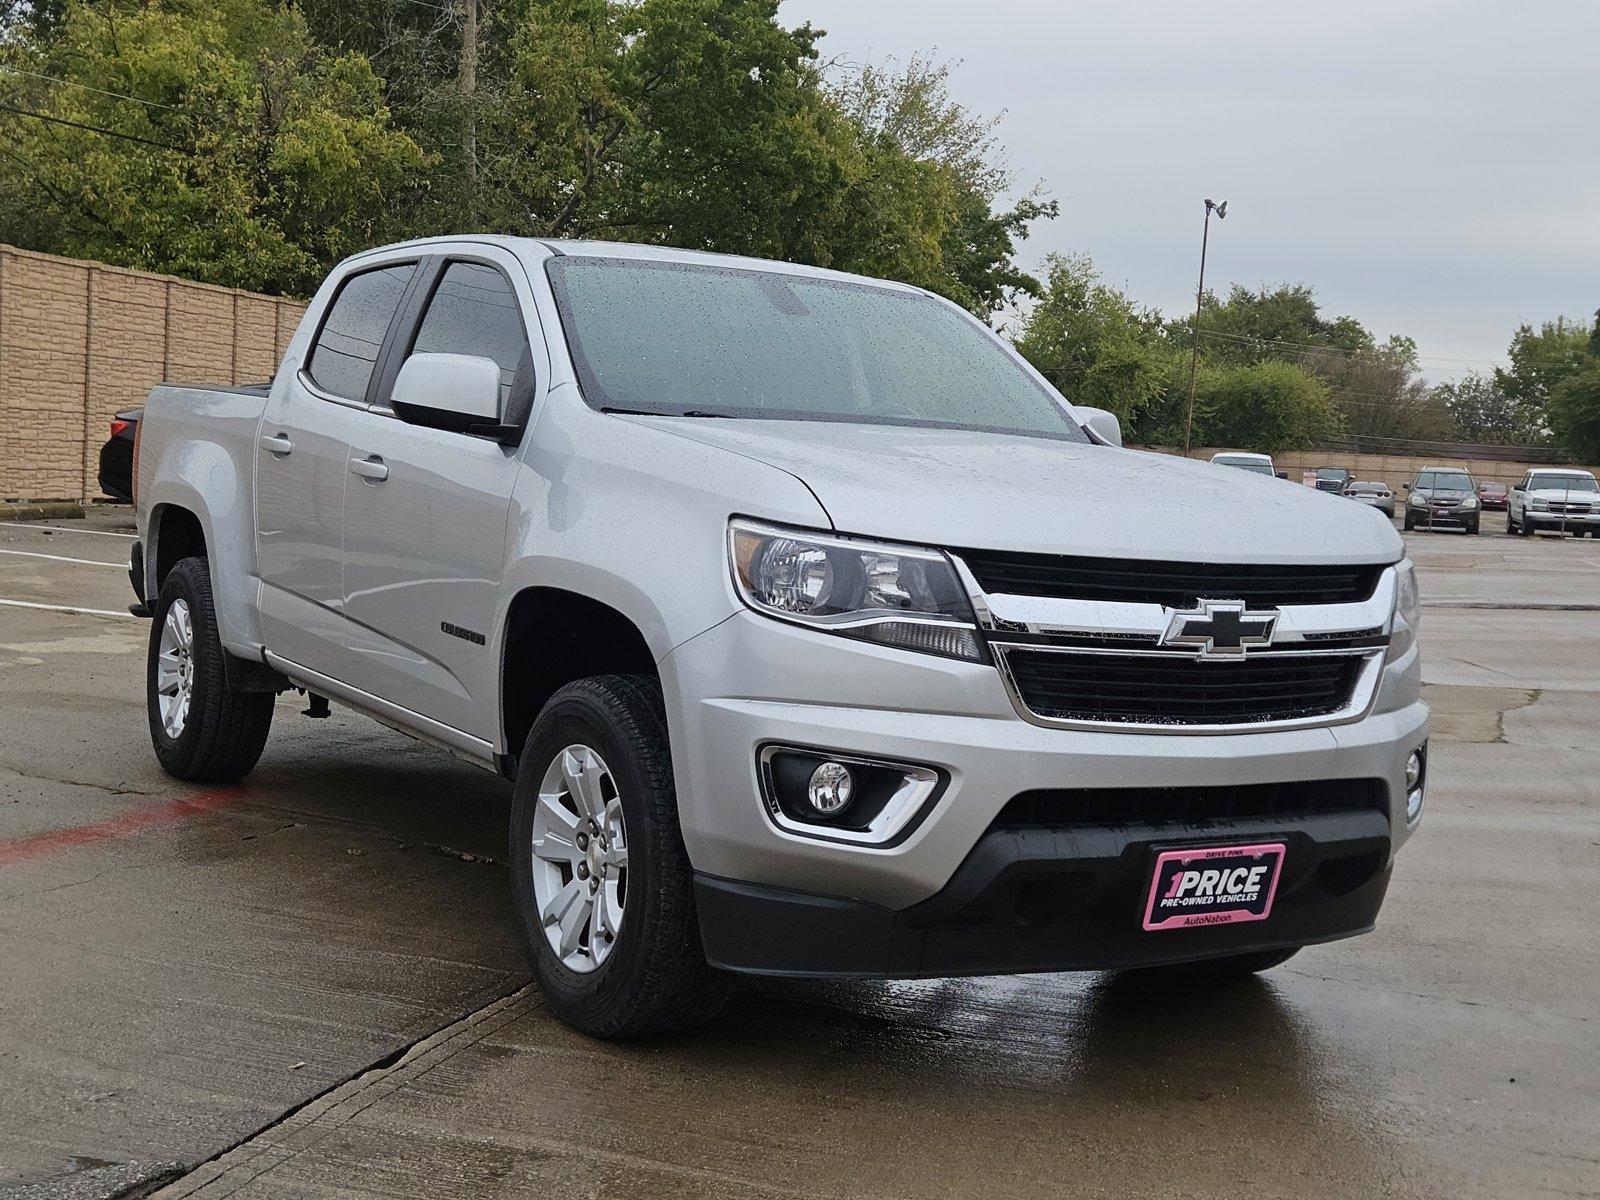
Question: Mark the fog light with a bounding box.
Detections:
[1405,745,1426,823]
[1405,751,1422,792]
[807,761,854,815]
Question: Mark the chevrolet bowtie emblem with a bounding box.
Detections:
[1162,600,1279,657]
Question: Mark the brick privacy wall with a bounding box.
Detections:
[1149,446,1600,492]
[0,245,307,502]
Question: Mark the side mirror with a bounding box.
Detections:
[1512,483,1525,492]
[1401,481,1411,491]
[1275,471,1289,480]
[1077,406,1122,447]
[391,353,503,436]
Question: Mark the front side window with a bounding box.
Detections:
[546,257,1088,443]
[306,263,415,401]
[406,261,533,421]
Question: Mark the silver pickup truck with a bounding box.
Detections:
[132,236,1428,1036]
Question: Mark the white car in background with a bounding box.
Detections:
[1211,451,1278,477]
[1344,481,1396,518]
[1507,468,1600,537]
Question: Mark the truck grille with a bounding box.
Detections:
[957,551,1381,608]
[993,778,1385,829]
[1547,501,1593,514]
[1002,649,1364,726]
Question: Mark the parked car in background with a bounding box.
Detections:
[1507,468,1600,537]
[1344,481,1395,517]
[97,409,141,502]
[1403,467,1479,534]
[1211,451,1277,477]
[1477,482,1509,511]
[1314,466,1353,494]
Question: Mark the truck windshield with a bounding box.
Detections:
[1214,456,1274,475]
[1531,475,1598,492]
[545,257,1088,443]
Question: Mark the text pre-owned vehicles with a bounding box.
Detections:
[1403,467,1480,534]
[1344,481,1395,518]
[1507,468,1600,537]
[131,237,1427,1037]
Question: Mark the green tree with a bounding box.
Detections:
[1015,253,1180,440]
[1494,316,1592,414]
[1434,371,1546,445]
[1545,312,1600,461]
[0,0,427,294]
[1194,360,1343,452]
[1173,283,1373,364]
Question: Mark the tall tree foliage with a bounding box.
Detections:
[0,0,427,293]
[1545,313,1600,461]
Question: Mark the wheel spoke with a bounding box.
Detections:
[531,792,582,864]
[556,887,591,958]
[563,748,606,820]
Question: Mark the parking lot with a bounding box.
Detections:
[0,510,1596,1200]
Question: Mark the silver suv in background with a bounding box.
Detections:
[1507,468,1600,537]
[130,236,1428,1037]
[1403,467,1480,534]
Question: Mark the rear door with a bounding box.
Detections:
[255,257,420,678]
[339,248,541,741]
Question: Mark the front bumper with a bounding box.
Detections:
[663,611,1427,975]
[696,807,1390,977]
[1524,510,1600,530]
[1409,505,1477,527]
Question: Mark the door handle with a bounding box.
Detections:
[349,455,389,482]
[259,432,294,455]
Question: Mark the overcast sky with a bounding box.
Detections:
[788,0,1599,381]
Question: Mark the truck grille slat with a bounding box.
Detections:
[1004,650,1364,725]
[959,551,1381,608]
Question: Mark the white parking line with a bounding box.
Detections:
[0,548,124,569]
[2,522,137,539]
[0,598,136,619]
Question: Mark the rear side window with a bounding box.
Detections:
[407,261,533,421]
[306,263,416,401]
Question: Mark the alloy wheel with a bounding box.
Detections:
[529,744,629,973]
[155,598,194,739]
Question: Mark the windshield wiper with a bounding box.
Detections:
[601,406,737,419]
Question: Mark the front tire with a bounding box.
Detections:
[147,557,274,781]
[510,675,731,1037]
[1467,518,1480,535]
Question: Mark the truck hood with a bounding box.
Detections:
[630,418,1401,565]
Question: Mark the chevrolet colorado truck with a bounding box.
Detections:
[131,236,1428,1036]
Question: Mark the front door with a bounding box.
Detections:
[340,253,539,740]
[255,259,420,678]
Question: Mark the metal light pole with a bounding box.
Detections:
[1183,198,1227,454]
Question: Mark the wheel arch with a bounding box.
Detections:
[499,585,661,776]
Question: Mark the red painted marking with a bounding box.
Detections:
[0,787,247,866]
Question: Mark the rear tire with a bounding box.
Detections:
[146,557,274,781]
[510,675,732,1038]
[1116,946,1300,985]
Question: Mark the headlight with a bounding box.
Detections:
[1408,494,1427,508]
[1461,496,1478,510]
[1530,498,1549,511]
[1387,559,1420,663]
[729,520,985,662]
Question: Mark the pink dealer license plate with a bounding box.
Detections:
[1142,842,1286,932]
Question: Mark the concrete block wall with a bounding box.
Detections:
[0,245,307,502]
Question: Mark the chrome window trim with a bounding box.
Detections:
[296,370,374,413]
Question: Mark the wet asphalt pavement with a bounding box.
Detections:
[0,510,1596,1199]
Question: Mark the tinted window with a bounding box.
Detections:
[546,258,1087,443]
[307,263,415,401]
[1416,471,1472,490]
[408,261,532,418]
